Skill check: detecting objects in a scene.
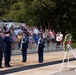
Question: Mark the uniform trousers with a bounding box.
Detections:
[22,48,27,62]
[0,52,3,67]
[4,51,11,66]
[38,48,43,63]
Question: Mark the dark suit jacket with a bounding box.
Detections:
[0,37,4,59]
[0,37,4,51]
[4,36,12,52]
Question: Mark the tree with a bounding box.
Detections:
[0,0,76,37]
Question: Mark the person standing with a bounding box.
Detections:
[4,32,12,67]
[20,33,29,62]
[59,31,63,46]
[34,34,39,47]
[0,31,4,68]
[37,34,45,63]
[9,18,13,22]
[56,33,61,47]
[3,18,7,22]
[17,32,23,49]
[46,35,50,46]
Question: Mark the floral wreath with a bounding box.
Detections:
[63,33,72,51]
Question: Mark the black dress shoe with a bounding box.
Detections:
[5,65,8,67]
[0,66,3,68]
[39,61,43,63]
[22,61,26,62]
[5,65,12,67]
[8,65,12,67]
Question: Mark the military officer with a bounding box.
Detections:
[4,32,12,67]
[0,31,4,68]
[37,34,45,63]
[20,33,29,62]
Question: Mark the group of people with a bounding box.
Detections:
[0,18,13,22]
[0,25,46,68]
[0,23,64,68]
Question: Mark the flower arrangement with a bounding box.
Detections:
[63,33,72,51]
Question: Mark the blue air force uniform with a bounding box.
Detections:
[21,35,29,62]
[0,36,4,68]
[4,33,12,67]
[38,34,45,63]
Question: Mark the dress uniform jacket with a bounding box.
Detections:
[38,37,45,63]
[21,36,29,62]
[4,35,12,67]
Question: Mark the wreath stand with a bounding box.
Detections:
[60,44,76,71]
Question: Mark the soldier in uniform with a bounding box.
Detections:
[4,32,12,67]
[37,34,45,63]
[0,31,4,68]
[20,33,29,62]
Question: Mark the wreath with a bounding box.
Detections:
[63,33,72,51]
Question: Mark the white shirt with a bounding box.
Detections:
[33,28,39,34]
[60,33,63,41]
[56,36,61,41]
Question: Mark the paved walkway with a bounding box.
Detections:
[50,70,76,75]
[0,49,76,75]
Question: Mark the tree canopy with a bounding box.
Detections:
[0,0,76,36]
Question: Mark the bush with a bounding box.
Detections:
[71,43,76,48]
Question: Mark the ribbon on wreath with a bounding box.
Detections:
[63,33,72,51]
